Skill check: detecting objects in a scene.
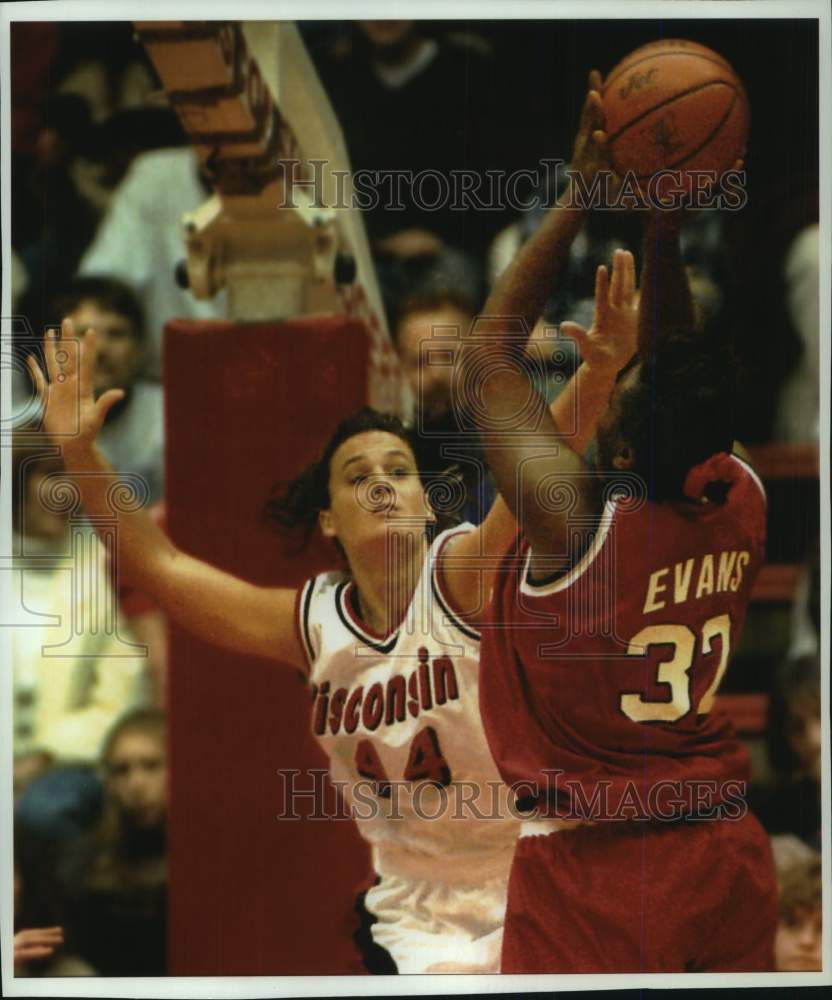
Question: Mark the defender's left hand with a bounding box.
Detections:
[560,248,638,375]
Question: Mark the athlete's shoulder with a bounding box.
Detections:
[727,452,767,506]
[296,568,349,666]
[429,522,482,645]
[430,521,477,555]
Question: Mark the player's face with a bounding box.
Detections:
[106,731,167,829]
[788,699,822,781]
[396,306,471,423]
[775,905,822,971]
[67,300,144,398]
[320,431,431,555]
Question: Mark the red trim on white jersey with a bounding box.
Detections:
[432,528,481,642]
[295,578,316,670]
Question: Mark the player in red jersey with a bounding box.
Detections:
[464,74,778,972]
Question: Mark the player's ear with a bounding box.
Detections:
[422,485,437,523]
[318,507,336,538]
[612,446,636,470]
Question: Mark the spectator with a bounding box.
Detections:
[12,439,149,844]
[14,831,94,977]
[59,708,168,976]
[313,21,502,321]
[749,655,821,849]
[315,22,505,257]
[774,224,820,442]
[52,21,157,124]
[50,276,165,503]
[78,147,226,378]
[393,277,493,524]
[770,836,822,972]
[13,92,100,328]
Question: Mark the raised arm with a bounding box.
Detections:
[443,75,638,611]
[637,154,742,358]
[442,251,638,618]
[638,209,696,357]
[29,322,304,670]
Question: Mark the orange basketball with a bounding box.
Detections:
[602,39,749,194]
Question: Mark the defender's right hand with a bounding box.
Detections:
[27,318,125,451]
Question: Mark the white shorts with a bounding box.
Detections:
[365,859,511,974]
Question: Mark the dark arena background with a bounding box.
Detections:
[5,9,824,985]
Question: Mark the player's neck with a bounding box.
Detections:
[349,530,428,636]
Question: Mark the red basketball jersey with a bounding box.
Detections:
[479,454,767,820]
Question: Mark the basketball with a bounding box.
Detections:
[602,39,749,194]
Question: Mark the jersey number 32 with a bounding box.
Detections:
[621,613,731,723]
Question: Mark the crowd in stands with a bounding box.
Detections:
[9,18,821,976]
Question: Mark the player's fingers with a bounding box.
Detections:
[559,321,588,353]
[589,68,604,94]
[26,354,48,402]
[96,388,126,424]
[594,265,610,321]
[587,89,604,131]
[732,158,744,172]
[79,327,95,400]
[16,944,57,960]
[621,250,637,301]
[16,927,63,943]
[56,317,80,384]
[43,324,61,382]
[580,88,602,134]
[22,932,63,947]
[610,251,626,307]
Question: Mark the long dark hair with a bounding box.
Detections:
[617,328,736,503]
[264,407,462,555]
[85,708,167,891]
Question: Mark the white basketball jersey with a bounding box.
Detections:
[298,524,519,884]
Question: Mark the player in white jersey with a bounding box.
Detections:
[297,522,518,972]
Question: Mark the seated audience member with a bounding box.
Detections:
[13,750,54,803]
[50,276,164,503]
[488,175,725,332]
[314,21,506,259]
[770,836,822,972]
[12,439,149,844]
[78,147,225,378]
[393,278,493,523]
[749,655,821,849]
[14,832,93,977]
[774,224,819,442]
[14,92,100,329]
[59,709,168,976]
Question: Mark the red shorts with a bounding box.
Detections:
[501,812,777,973]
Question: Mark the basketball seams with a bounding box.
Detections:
[607,79,741,147]
[603,49,734,92]
[631,91,742,178]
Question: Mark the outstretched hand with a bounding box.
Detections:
[14,926,64,967]
[27,318,125,452]
[569,69,609,184]
[561,249,638,376]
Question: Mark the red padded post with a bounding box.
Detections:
[164,316,373,974]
